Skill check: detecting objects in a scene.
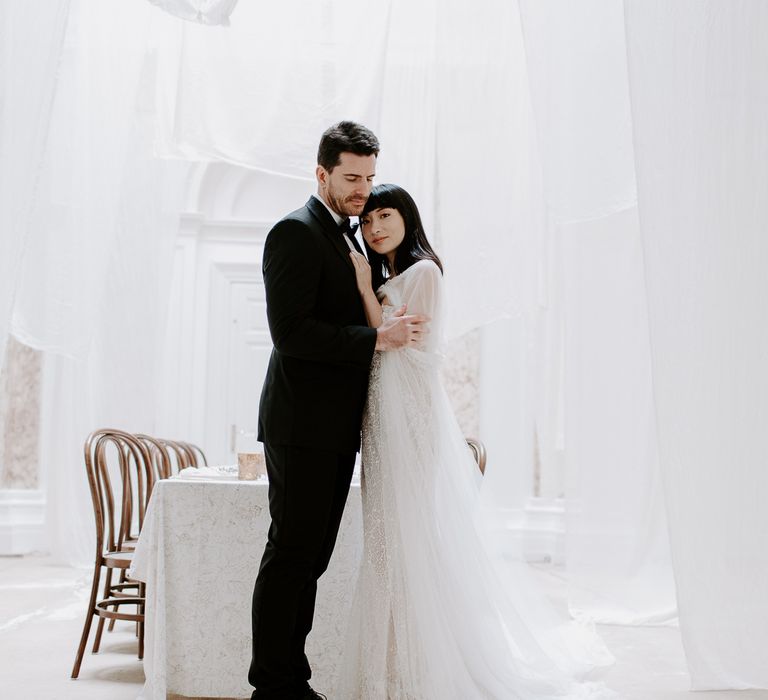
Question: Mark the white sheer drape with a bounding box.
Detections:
[147,0,238,26]
[0,0,70,370]
[6,0,188,564]
[4,1,767,688]
[150,1,390,179]
[560,208,675,625]
[150,0,541,339]
[12,2,179,358]
[625,0,768,688]
[148,0,680,631]
[518,0,676,624]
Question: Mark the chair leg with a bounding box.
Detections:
[92,616,106,654]
[108,568,129,632]
[71,564,102,678]
[138,583,145,658]
[92,568,114,653]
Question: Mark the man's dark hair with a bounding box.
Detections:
[317,121,380,172]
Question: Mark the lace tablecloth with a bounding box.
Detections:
[130,477,363,699]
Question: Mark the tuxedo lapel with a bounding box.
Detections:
[305,196,356,273]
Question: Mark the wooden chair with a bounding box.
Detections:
[466,437,487,475]
[71,429,153,678]
[160,438,208,474]
[94,433,170,635]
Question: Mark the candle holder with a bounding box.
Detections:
[237,451,266,481]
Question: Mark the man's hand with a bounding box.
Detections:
[375,304,429,351]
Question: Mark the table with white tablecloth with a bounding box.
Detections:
[129,477,363,700]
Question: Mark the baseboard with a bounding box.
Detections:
[498,497,566,564]
[522,497,566,564]
[0,489,46,555]
[0,489,564,559]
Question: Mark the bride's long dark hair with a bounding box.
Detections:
[360,184,443,291]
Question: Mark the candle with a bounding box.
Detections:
[238,451,266,480]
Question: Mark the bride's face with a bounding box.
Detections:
[360,207,406,263]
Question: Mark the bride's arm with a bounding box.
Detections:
[349,251,384,328]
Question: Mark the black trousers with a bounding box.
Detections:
[249,443,356,699]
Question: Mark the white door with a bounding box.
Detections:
[228,279,272,456]
[204,261,272,463]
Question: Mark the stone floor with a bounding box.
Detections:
[1,553,766,700]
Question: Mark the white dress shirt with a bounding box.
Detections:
[312,193,345,226]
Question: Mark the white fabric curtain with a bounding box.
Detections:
[5,2,766,688]
[625,0,768,688]
[518,0,676,624]
[0,0,71,370]
[147,0,680,629]
[147,0,547,555]
[560,208,675,625]
[149,0,542,340]
[7,0,188,564]
[147,0,238,26]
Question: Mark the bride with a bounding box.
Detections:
[337,184,616,700]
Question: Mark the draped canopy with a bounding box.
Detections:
[1,0,767,689]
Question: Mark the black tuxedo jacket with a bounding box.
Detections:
[257,196,378,452]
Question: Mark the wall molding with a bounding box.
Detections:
[0,489,46,554]
[179,212,271,244]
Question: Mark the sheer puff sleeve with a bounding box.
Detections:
[399,260,443,352]
[400,259,442,317]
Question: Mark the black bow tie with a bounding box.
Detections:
[338,219,359,236]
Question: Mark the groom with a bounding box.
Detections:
[250,121,426,700]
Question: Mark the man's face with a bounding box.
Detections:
[317,152,376,217]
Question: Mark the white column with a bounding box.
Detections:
[479,314,565,562]
[479,316,530,550]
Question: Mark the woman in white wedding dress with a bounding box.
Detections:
[337,184,616,700]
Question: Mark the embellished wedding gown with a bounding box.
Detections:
[337,260,616,700]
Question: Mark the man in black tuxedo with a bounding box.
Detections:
[250,122,426,700]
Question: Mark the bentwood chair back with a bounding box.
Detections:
[136,433,174,481]
[179,440,208,467]
[160,438,208,474]
[162,438,193,473]
[71,429,152,678]
[120,439,154,549]
[466,437,487,475]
